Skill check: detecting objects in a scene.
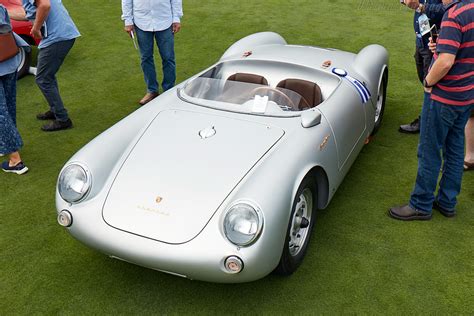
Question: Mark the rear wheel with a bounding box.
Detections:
[274,177,317,275]
[371,70,388,136]
[17,46,32,79]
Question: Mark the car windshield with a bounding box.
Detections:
[180,77,306,117]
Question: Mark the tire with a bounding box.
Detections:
[371,70,388,136]
[274,177,317,275]
[17,46,32,79]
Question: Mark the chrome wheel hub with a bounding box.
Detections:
[289,188,313,257]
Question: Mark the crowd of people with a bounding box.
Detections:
[0,0,182,174]
[0,0,472,219]
[390,0,473,220]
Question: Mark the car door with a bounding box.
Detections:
[317,81,367,169]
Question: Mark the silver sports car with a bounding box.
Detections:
[56,32,388,283]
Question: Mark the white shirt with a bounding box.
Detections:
[121,0,183,32]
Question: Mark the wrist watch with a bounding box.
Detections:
[423,78,433,88]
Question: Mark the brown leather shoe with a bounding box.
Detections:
[388,204,432,221]
[139,92,159,105]
[433,201,456,218]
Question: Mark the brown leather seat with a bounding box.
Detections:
[276,79,322,110]
[226,73,268,85]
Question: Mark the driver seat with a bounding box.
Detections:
[276,79,322,110]
[220,73,269,104]
[226,73,268,85]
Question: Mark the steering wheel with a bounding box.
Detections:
[250,86,296,110]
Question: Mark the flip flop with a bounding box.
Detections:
[464,161,474,171]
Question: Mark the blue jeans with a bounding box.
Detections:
[0,71,23,155]
[36,39,75,122]
[410,92,473,213]
[135,26,176,93]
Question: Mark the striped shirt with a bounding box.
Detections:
[431,0,474,106]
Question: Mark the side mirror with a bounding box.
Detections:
[301,109,322,128]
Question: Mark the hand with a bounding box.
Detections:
[424,86,432,93]
[30,27,42,40]
[124,25,134,35]
[172,22,181,34]
[428,37,437,54]
[405,0,420,9]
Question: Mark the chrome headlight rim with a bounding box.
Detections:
[223,200,264,247]
[58,162,92,204]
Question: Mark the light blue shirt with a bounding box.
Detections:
[22,0,80,49]
[0,5,30,76]
[121,0,183,32]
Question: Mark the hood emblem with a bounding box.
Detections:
[199,126,216,139]
[155,196,163,204]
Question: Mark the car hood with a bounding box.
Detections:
[102,109,284,244]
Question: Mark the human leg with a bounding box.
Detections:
[0,73,27,174]
[8,151,21,164]
[436,105,473,210]
[0,72,23,155]
[464,113,474,170]
[135,26,159,94]
[399,47,433,134]
[409,95,450,213]
[155,26,176,92]
[35,39,75,122]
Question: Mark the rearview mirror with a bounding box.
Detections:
[301,109,322,128]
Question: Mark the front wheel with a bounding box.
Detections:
[17,46,32,79]
[371,70,388,136]
[274,177,317,275]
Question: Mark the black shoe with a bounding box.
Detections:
[388,204,432,221]
[399,117,420,134]
[36,110,56,120]
[433,201,456,218]
[41,119,73,132]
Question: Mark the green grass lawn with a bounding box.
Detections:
[1,0,473,314]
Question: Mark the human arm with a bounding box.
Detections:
[171,0,182,33]
[424,6,463,92]
[6,6,27,21]
[424,2,445,24]
[30,0,50,40]
[404,0,445,20]
[424,53,456,91]
[121,0,134,34]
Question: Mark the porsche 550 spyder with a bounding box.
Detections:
[56,32,388,283]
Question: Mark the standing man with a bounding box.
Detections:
[9,0,80,132]
[390,0,474,220]
[121,0,183,105]
[399,0,445,133]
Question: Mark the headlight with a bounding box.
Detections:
[223,202,263,246]
[58,164,91,203]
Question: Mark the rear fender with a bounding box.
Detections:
[353,44,389,102]
[220,32,287,61]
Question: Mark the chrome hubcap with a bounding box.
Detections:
[375,81,384,123]
[289,188,313,257]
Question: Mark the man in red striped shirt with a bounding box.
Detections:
[390,0,473,220]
